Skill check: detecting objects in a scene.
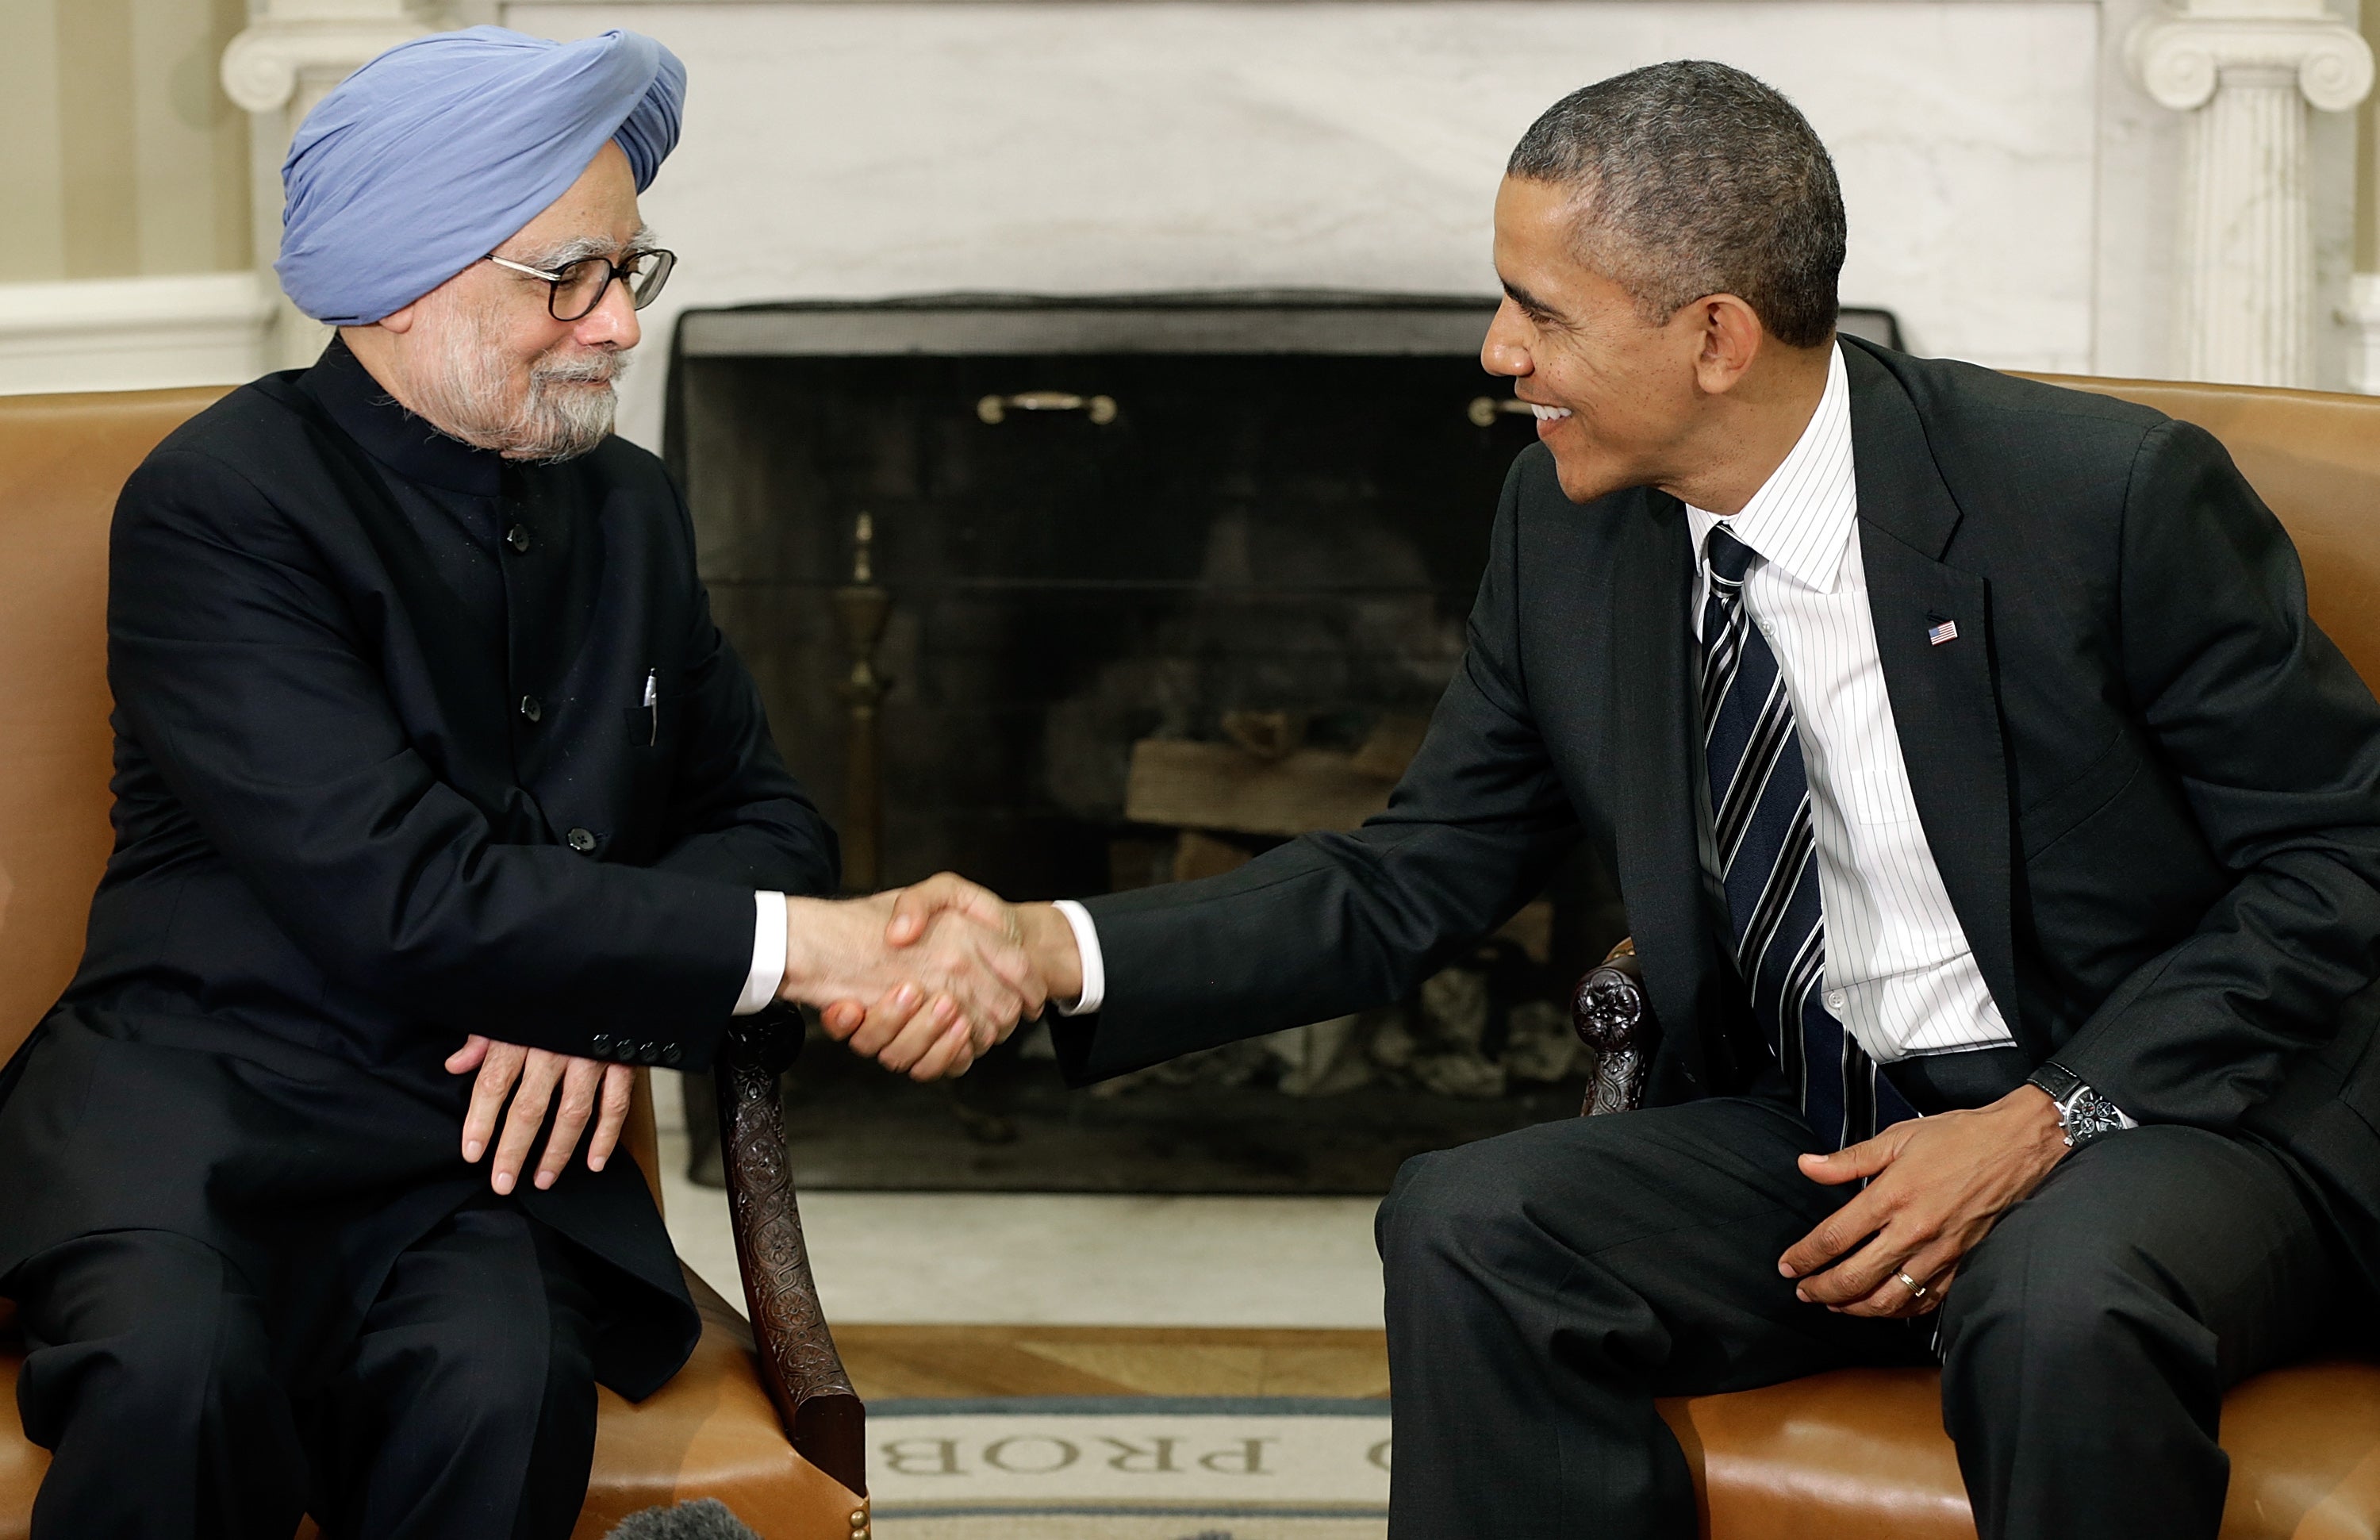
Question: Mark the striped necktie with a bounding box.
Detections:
[1699,524,1916,1150]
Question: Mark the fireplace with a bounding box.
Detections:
[663,292,1891,1192]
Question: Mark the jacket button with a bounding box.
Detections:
[639,1041,665,1064]
[590,1033,615,1058]
[660,1043,682,1067]
[566,828,597,853]
[506,524,531,553]
[519,695,542,723]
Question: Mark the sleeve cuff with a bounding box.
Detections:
[1050,898,1105,1016]
[735,890,787,1016]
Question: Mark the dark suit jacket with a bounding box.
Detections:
[0,341,836,1396]
[1061,338,2380,1286]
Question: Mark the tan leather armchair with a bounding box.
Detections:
[1572,374,2380,1540]
[0,388,868,1540]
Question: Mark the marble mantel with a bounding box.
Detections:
[509,0,2141,448]
[212,0,2370,438]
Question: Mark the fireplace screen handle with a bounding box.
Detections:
[1467,396,1539,428]
[977,391,1119,426]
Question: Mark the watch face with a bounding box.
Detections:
[2066,1089,2126,1143]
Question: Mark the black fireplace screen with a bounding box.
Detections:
[664,294,1633,1192]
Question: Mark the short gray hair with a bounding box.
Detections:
[1507,62,1844,349]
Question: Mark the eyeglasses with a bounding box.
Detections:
[485,248,678,322]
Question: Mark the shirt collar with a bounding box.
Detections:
[298,335,507,499]
[1684,341,1856,593]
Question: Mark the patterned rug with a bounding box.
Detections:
[869,1397,1390,1539]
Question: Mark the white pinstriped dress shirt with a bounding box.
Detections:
[1684,344,2014,1064]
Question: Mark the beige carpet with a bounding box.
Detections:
[869,1398,1389,1540]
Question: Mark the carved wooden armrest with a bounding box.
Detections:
[1571,937,1651,1116]
[715,1010,867,1497]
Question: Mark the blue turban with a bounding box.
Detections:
[277,26,685,325]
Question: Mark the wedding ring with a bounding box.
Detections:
[1894,1270,1929,1300]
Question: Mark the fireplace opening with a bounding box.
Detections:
[664,293,1895,1192]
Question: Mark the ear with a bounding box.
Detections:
[1687,294,1766,395]
[371,302,420,336]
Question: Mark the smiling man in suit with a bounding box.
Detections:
[835,60,2380,1540]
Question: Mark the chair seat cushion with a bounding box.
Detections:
[0,1270,862,1540]
[1658,1361,2380,1540]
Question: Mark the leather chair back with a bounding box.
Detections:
[0,390,225,1062]
[0,388,664,1208]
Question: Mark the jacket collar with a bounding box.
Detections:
[1841,337,1966,561]
[299,336,505,499]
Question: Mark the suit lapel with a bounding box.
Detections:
[1585,488,1741,1090]
[1845,347,2032,1051]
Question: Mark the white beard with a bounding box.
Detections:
[402,293,627,463]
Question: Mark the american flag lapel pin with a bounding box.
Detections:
[1928,620,1960,646]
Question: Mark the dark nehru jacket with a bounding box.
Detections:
[0,339,835,1397]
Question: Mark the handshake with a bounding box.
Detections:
[777,874,1084,1081]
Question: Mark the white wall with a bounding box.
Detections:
[509,0,2117,451]
[10,1,2365,411]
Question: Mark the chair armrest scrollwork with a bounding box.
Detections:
[1572,938,1651,1117]
[716,1008,867,1497]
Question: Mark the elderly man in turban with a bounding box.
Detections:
[0,26,1038,1540]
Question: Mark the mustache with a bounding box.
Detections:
[532,348,624,386]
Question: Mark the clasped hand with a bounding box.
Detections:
[780,883,1072,1079]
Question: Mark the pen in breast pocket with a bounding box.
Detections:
[643,668,658,745]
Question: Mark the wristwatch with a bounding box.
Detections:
[2025,1061,2131,1149]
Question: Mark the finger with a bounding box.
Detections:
[1873,1262,1958,1319]
[489,1050,566,1196]
[586,1063,635,1173]
[908,1016,978,1082]
[1835,1249,1963,1319]
[1795,1220,1916,1307]
[1914,1264,1960,1315]
[879,993,962,1075]
[1779,1183,1897,1281]
[939,941,1027,1036]
[820,1000,866,1039]
[445,1034,493,1075]
[887,872,1007,946]
[846,983,926,1060]
[534,1058,605,1190]
[1796,1127,1907,1186]
[461,1041,529,1162]
[1802,1219,1956,1311]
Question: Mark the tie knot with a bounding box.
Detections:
[1705,523,1757,586]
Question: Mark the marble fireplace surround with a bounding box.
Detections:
[452,0,2363,451]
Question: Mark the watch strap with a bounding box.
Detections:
[2026,1061,2127,1148]
[2025,1061,2084,1105]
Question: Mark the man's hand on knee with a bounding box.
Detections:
[1777,1085,2070,1319]
[444,1035,636,1195]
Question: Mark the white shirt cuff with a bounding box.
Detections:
[735,890,788,1016]
[1050,899,1105,1016]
